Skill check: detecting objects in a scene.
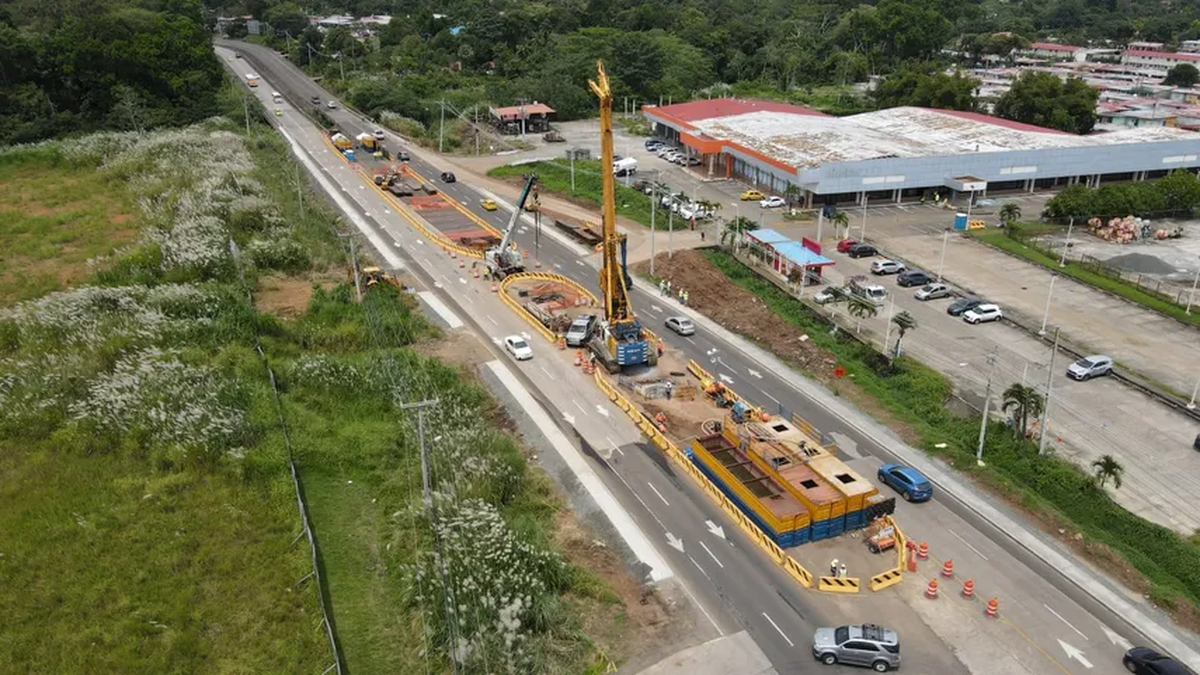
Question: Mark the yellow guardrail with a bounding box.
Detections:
[818,576,861,594]
[592,368,814,589]
[496,274,557,343]
[502,272,600,306]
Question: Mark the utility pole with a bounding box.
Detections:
[535,208,541,263]
[816,208,824,243]
[1038,327,1061,455]
[976,350,999,465]
[1060,217,1074,267]
[242,95,251,135]
[883,295,896,357]
[345,234,362,302]
[438,100,445,153]
[474,107,479,157]
[570,151,576,194]
[650,184,657,276]
[399,399,458,675]
[1039,275,1057,334]
[295,162,305,220]
[1187,265,1199,314]
[937,229,950,282]
[860,193,868,240]
[668,195,675,259]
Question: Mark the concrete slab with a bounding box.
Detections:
[631,631,776,675]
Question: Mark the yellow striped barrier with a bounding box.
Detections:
[818,576,861,594]
[869,568,903,592]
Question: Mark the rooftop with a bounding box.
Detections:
[490,103,555,120]
[1029,42,1080,52]
[665,102,1195,169]
[1124,49,1200,62]
[646,98,827,129]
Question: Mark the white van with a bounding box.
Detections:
[271,91,282,103]
[613,157,638,175]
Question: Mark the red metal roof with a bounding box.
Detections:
[926,109,1071,136]
[1124,50,1200,62]
[491,103,555,120]
[646,98,828,127]
[1030,42,1079,52]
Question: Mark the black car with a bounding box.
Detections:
[440,171,456,183]
[897,270,933,287]
[1123,647,1194,675]
[947,297,984,316]
[397,150,411,161]
[310,95,321,105]
[847,243,878,259]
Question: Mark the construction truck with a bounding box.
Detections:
[331,132,353,151]
[586,61,656,373]
[356,133,379,152]
[846,275,887,308]
[484,174,537,280]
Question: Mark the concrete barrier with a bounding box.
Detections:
[817,575,861,594]
[870,568,903,592]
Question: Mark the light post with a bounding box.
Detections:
[650,183,658,276]
[1038,327,1061,455]
[860,193,868,239]
[1187,265,1200,315]
[1039,274,1057,335]
[976,350,999,465]
[965,189,975,223]
[816,208,824,243]
[668,194,675,259]
[883,295,896,356]
[1188,375,1199,410]
[1060,217,1075,267]
[937,229,950,282]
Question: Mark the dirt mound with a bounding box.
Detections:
[638,250,839,375]
[1104,252,1178,275]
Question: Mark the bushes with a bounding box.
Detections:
[1044,169,1200,219]
[703,249,1200,608]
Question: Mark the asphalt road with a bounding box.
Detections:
[217,40,1188,675]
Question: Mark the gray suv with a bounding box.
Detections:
[565,314,598,348]
[813,624,900,672]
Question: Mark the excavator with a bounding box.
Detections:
[586,61,657,372]
[484,173,536,280]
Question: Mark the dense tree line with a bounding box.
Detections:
[1044,170,1200,219]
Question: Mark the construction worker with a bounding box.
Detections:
[683,290,690,306]
[659,279,667,296]
[665,380,674,400]
[830,558,839,577]
[656,338,664,357]
[840,563,848,578]
[677,288,685,304]
[666,279,673,296]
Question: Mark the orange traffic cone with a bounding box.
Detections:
[941,559,954,578]
[907,552,917,573]
[925,579,938,599]
[574,350,583,366]
[986,597,999,617]
[558,336,566,350]
[962,579,975,599]
[917,542,929,560]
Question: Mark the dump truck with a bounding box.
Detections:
[331,132,353,151]
[356,133,379,151]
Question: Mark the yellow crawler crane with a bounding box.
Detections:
[586,61,656,372]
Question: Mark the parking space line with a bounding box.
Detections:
[762,612,795,647]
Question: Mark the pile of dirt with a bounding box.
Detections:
[640,250,839,375]
[1104,252,1179,275]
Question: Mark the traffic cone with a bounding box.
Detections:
[490,282,497,293]
[459,259,465,268]
[925,579,938,599]
[907,552,917,573]
[941,559,954,578]
[917,542,929,559]
[962,579,975,599]
[574,350,583,366]
[986,597,999,617]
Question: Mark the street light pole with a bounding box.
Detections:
[1039,274,1057,335]
[1187,266,1200,315]
[976,350,998,465]
[816,209,824,243]
[937,229,950,282]
[1187,374,1199,410]
[1038,327,1061,455]
[1060,217,1075,267]
[861,193,868,239]
[650,185,657,276]
[883,295,896,357]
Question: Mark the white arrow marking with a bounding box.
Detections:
[705,520,726,539]
[459,277,467,284]
[433,282,443,289]
[650,304,663,313]
[1102,627,1132,650]
[563,412,576,425]
[748,369,762,379]
[666,533,685,553]
[719,373,734,385]
[1057,640,1093,669]
[415,238,424,245]
[706,348,719,356]
[595,405,610,418]
[576,259,586,266]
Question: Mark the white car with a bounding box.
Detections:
[759,196,786,208]
[813,288,842,305]
[656,146,674,158]
[914,283,951,301]
[963,303,1003,324]
[504,335,533,360]
[326,100,338,109]
[1067,355,1113,380]
[870,259,906,275]
[373,129,385,141]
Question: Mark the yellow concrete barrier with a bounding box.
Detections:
[870,568,903,592]
[494,281,555,343]
[818,576,861,594]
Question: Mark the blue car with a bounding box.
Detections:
[877,463,933,502]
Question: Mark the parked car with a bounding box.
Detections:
[644,139,663,150]
[870,259,906,275]
[914,283,951,301]
[760,196,786,208]
[963,303,1003,324]
[274,107,282,117]
[946,296,984,316]
[440,171,456,183]
[656,146,675,158]
[740,189,765,201]
[1067,355,1114,381]
[565,315,598,348]
[664,316,695,336]
[326,100,338,109]
[543,130,565,142]
[480,198,498,212]
[877,463,933,502]
[847,243,878,259]
[836,239,859,253]
[813,624,900,672]
[1123,646,1194,675]
[687,156,702,166]
[896,270,933,287]
[813,287,842,305]
[504,335,533,361]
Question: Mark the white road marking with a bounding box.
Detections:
[1057,640,1093,669]
[415,238,424,245]
[650,304,663,313]
[666,532,685,552]
[562,412,576,425]
[458,277,467,284]
[948,529,990,561]
[1045,605,1089,641]
[647,482,670,506]
[540,365,552,378]
[705,520,726,539]
[719,373,734,385]
[689,555,713,581]
[575,259,586,266]
[487,315,498,326]
[595,405,610,418]
[699,540,724,568]
[422,257,432,267]
[606,435,624,456]
[685,336,696,345]
[748,368,763,378]
[1102,626,1132,650]
[762,613,795,647]
[573,400,588,415]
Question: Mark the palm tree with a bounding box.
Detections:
[890,311,917,362]
[1001,383,1044,440]
[1092,454,1124,489]
[721,215,759,246]
[832,211,851,239]
[783,184,803,211]
[999,203,1021,227]
[846,294,878,333]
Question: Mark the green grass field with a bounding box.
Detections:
[0,151,139,303]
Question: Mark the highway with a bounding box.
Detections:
[218,40,1199,675]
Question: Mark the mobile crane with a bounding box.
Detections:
[484,173,536,280]
[586,61,657,372]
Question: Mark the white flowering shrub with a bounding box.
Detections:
[412,499,567,674]
[286,355,363,394]
[68,348,247,456]
[246,236,310,272]
[0,355,85,438]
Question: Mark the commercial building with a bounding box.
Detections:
[644,98,1200,207]
[1022,42,1081,61]
[1120,49,1200,77]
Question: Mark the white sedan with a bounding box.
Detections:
[759,196,786,208]
[504,335,533,360]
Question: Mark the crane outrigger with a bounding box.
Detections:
[587,61,656,371]
[484,173,536,280]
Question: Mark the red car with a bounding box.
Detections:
[836,238,859,253]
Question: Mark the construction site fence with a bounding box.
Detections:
[592,369,814,589]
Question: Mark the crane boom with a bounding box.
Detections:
[499,174,536,253]
[587,61,633,324]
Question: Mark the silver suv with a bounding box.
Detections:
[813,624,900,672]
